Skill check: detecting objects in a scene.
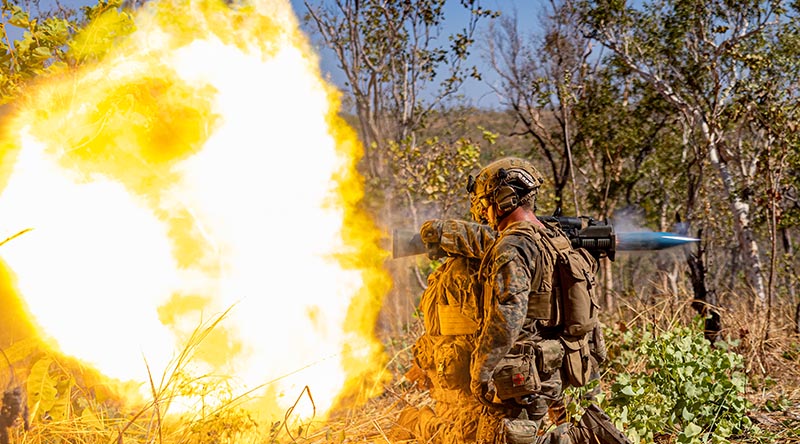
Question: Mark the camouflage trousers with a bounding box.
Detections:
[475,369,567,444]
[417,390,483,444]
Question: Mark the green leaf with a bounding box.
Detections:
[620,385,636,396]
[8,6,30,28]
[683,422,702,437]
[32,46,52,59]
[48,374,75,421]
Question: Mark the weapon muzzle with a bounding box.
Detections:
[392,229,427,259]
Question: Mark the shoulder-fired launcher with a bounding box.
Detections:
[392,216,698,261]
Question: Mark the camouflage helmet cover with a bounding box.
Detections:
[467,157,544,222]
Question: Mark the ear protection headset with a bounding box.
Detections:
[493,167,540,215]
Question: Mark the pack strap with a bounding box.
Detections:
[538,228,572,257]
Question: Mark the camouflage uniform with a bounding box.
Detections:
[470,220,568,443]
[405,219,631,444]
[402,220,494,444]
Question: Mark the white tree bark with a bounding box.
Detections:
[587,17,769,306]
[701,119,766,305]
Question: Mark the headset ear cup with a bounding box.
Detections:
[495,186,518,214]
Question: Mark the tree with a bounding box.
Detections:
[302,0,497,225]
[735,7,800,334]
[572,0,796,308]
[1,0,73,101]
[485,1,681,308]
[0,0,132,103]
[484,1,587,213]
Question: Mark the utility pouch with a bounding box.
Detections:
[561,335,592,387]
[492,340,539,401]
[433,337,472,391]
[558,248,599,337]
[535,339,564,375]
[499,418,539,444]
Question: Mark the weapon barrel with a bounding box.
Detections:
[392,229,427,259]
[616,232,699,251]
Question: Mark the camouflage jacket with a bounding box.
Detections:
[420,219,495,260]
[470,220,554,390]
[417,219,495,334]
[413,220,495,393]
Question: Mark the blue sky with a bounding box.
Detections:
[289,0,542,109]
[2,0,542,108]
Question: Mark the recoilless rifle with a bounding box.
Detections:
[392,215,699,260]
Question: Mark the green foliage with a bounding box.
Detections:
[0,0,72,100]
[27,357,60,420]
[387,135,481,220]
[304,0,498,225]
[70,0,135,64]
[600,321,761,444]
[0,0,134,103]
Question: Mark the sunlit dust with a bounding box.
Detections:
[0,0,391,429]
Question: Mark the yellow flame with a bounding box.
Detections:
[0,0,390,424]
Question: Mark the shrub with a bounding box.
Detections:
[598,320,761,444]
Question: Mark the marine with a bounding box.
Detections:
[394,157,632,443]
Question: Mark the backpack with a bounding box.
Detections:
[536,226,601,387]
[413,256,482,393]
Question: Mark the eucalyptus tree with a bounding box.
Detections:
[571,0,798,308]
[733,9,800,333]
[302,0,496,227]
[484,1,588,214]
[485,1,682,308]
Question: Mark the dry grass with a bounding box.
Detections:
[3,279,799,443]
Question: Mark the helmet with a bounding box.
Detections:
[467,157,543,223]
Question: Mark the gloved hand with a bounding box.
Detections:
[419,220,443,244]
[420,220,446,260]
[471,377,498,408]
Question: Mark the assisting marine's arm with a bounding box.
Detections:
[420,219,495,259]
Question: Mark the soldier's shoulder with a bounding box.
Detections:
[494,222,542,258]
[499,221,544,243]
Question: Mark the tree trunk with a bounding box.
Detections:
[796,304,800,336]
[703,125,766,306]
[601,257,614,311]
[686,231,721,343]
[782,229,800,334]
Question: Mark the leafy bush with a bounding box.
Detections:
[598,320,761,444]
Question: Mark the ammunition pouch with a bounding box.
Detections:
[561,335,591,387]
[492,338,564,402]
[536,339,564,375]
[433,337,472,391]
[499,418,539,444]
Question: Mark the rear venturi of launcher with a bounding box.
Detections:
[392,216,699,260]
